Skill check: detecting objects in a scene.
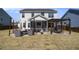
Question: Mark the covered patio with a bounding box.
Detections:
[29,15,48,32]
[48,18,71,34]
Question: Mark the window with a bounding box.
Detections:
[41,12,44,16]
[48,13,54,18]
[28,23,31,27]
[32,13,34,17]
[22,13,25,18]
[37,22,41,26]
[23,23,26,28]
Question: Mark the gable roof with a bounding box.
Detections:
[29,15,48,21]
[20,9,57,13]
[0,8,12,19]
[68,9,79,15]
[62,9,79,19]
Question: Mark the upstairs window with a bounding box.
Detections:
[41,12,44,16]
[22,13,25,18]
[32,13,34,17]
[48,13,54,18]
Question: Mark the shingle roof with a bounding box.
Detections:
[0,8,12,19]
[20,9,57,13]
[62,9,79,19]
[68,9,79,15]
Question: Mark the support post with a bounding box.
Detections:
[13,20,14,33]
[35,20,37,32]
[61,19,63,32]
[55,21,57,32]
[41,21,43,34]
[46,21,48,32]
[9,19,11,36]
[34,19,35,34]
[69,19,71,34]
[41,21,42,30]
[30,21,31,29]
[32,21,35,35]
[50,22,53,34]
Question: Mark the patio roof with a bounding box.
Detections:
[48,18,71,22]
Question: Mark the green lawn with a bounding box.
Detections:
[0,30,79,50]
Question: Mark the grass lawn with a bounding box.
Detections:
[0,30,79,50]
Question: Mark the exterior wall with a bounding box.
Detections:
[33,13,46,21]
[20,12,54,31]
[0,12,11,26]
[62,13,79,27]
[20,13,31,30]
[44,13,49,18]
[34,13,41,16]
[34,17,47,21]
[0,17,11,26]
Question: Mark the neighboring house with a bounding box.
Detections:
[62,9,79,28]
[0,8,12,26]
[19,9,57,31]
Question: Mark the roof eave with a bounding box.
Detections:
[20,9,57,13]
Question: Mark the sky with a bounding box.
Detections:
[3,8,69,22]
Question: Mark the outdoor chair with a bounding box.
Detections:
[40,29,43,34]
[27,29,33,36]
[14,29,21,37]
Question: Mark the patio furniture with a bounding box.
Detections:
[40,29,43,34]
[14,29,21,37]
[21,30,28,35]
[27,29,33,36]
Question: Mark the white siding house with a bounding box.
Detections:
[0,8,12,26]
[62,9,79,28]
[19,9,57,31]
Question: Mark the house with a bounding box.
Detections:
[19,9,57,32]
[62,9,79,32]
[0,8,12,27]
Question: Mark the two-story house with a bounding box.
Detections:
[18,9,57,32]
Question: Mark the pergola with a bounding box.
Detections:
[48,18,71,34]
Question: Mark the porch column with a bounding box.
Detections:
[35,20,37,32]
[46,21,48,32]
[35,21,36,32]
[33,19,35,34]
[41,21,42,30]
[50,22,53,34]
[32,20,35,35]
